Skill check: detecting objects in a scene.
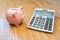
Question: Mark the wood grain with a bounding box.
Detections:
[0,0,60,40]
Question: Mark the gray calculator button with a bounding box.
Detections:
[42,22,44,25]
[30,21,33,24]
[48,24,52,31]
[42,20,45,23]
[37,17,39,19]
[48,18,53,31]
[50,18,52,20]
[32,25,36,28]
[33,23,37,27]
[36,25,40,28]
[34,20,37,23]
[33,18,38,28]
[35,17,39,21]
[40,25,44,29]
[40,18,42,19]
[40,25,43,29]
[44,25,48,30]
[37,24,40,26]
[34,23,36,25]
[43,18,45,21]
[41,20,44,24]
[38,19,41,22]
[38,22,40,23]
[39,20,41,21]
[30,16,35,24]
[35,21,37,23]
[44,18,49,30]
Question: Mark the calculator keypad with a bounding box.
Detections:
[28,15,53,32]
[32,15,46,29]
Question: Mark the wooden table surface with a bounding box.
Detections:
[0,0,60,40]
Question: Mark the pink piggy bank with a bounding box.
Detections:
[6,6,24,27]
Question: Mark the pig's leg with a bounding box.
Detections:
[16,24,19,27]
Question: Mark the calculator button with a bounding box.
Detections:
[43,18,45,20]
[35,19,39,22]
[41,22,44,24]
[44,25,48,30]
[47,18,49,20]
[48,18,53,31]
[37,24,40,26]
[38,21,41,23]
[42,20,45,23]
[30,20,33,24]
[35,21,37,24]
[40,25,44,29]
[37,17,39,19]
[34,23,36,25]
[30,16,35,24]
[44,17,49,30]
[50,18,53,21]
[48,24,52,31]
[36,25,40,28]
[29,24,32,27]
[33,24,37,28]
[32,25,37,28]
[42,20,45,22]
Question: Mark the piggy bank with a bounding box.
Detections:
[6,6,24,27]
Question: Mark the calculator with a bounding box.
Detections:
[27,8,55,33]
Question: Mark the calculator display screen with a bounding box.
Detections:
[35,10,54,17]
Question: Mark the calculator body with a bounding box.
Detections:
[27,8,55,33]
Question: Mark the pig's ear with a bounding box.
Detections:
[18,6,23,10]
[20,6,23,9]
